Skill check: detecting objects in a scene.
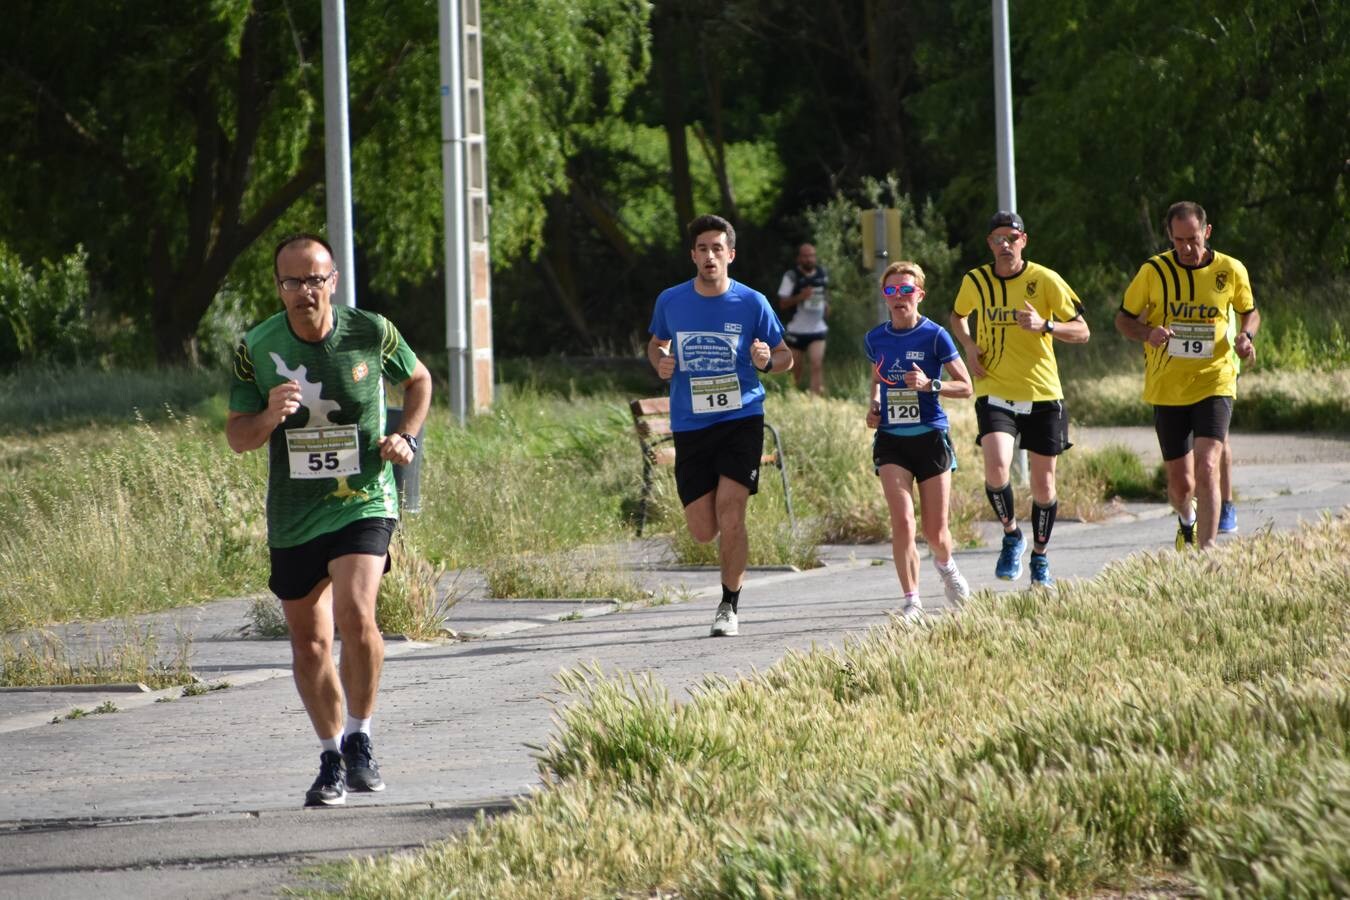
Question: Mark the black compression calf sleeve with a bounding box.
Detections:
[985,482,1016,527]
[1032,500,1058,548]
[722,583,741,613]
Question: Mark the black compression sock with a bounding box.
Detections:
[1032,500,1058,549]
[722,584,741,613]
[986,482,1016,527]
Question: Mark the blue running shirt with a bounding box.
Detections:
[863,317,960,434]
[649,279,785,432]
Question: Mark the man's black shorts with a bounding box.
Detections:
[1153,396,1233,462]
[784,331,827,351]
[269,517,396,601]
[873,429,956,484]
[974,396,1072,456]
[673,415,764,506]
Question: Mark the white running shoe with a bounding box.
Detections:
[899,595,924,622]
[936,562,970,604]
[710,601,738,637]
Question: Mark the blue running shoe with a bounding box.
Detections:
[995,531,1025,581]
[1218,500,1238,534]
[1029,552,1053,587]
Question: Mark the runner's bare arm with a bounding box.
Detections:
[379,361,433,465]
[226,381,302,453]
[647,335,675,380]
[753,339,793,373]
[1235,309,1261,361]
[1114,309,1171,347]
[939,356,974,400]
[866,366,882,429]
[947,312,987,378]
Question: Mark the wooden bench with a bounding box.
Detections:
[628,397,796,537]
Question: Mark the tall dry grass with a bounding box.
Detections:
[335,515,1350,898]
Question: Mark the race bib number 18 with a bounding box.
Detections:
[690,374,743,413]
[884,387,921,425]
[1168,322,1215,359]
[286,424,361,479]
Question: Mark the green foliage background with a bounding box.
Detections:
[0,0,1345,368]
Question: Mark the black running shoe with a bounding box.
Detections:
[341,732,386,792]
[304,750,346,807]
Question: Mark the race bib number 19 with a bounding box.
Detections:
[286,424,361,479]
[884,387,920,425]
[1168,322,1215,359]
[690,374,743,413]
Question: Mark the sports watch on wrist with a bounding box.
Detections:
[400,432,419,455]
[1043,319,1055,334]
[930,378,943,394]
[758,356,774,373]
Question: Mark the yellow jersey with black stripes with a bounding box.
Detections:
[953,261,1083,402]
[1121,250,1254,406]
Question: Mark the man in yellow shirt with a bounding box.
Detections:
[1115,201,1259,550]
[949,211,1091,587]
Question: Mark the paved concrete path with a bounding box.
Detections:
[1,428,1346,899]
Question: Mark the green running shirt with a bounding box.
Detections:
[229,306,420,548]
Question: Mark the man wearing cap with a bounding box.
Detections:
[949,211,1090,587]
[1115,201,1257,551]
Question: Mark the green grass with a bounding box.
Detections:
[331,515,1350,898]
[1,627,198,688]
[0,357,1338,637]
[0,412,268,630]
[0,365,226,434]
[1065,367,1350,432]
[1063,442,1167,502]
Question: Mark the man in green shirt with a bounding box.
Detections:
[227,234,432,807]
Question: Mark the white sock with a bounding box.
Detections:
[1179,508,1197,526]
[320,734,341,754]
[345,714,372,738]
[934,556,958,574]
[904,591,921,605]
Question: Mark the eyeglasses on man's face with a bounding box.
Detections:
[882,284,919,296]
[278,272,336,292]
[990,233,1023,248]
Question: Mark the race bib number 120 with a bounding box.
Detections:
[885,387,920,424]
[690,374,743,413]
[286,424,361,479]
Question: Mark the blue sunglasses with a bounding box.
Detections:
[882,284,919,296]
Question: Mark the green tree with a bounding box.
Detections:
[0,0,651,363]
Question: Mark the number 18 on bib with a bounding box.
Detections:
[690,373,743,413]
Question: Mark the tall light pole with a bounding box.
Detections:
[321,0,357,307]
[993,0,1027,484]
[992,0,1017,213]
[439,0,469,425]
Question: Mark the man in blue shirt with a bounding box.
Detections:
[647,214,792,637]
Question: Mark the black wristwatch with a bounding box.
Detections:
[758,357,774,373]
[399,432,419,455]
[1043,319,1055,334]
